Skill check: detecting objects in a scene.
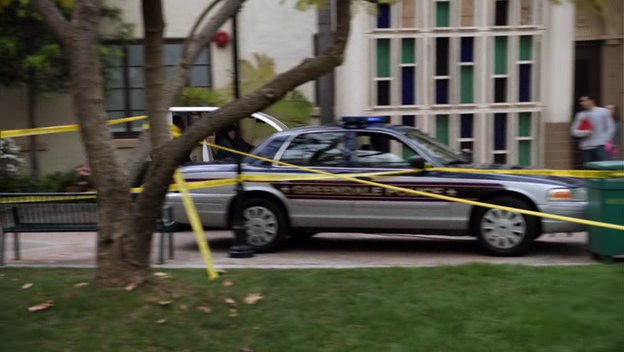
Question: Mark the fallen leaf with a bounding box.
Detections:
[224,298,237,307]
[222,279,234,287]
[155,318,167,324]
[28,300,54,312]
[74,282,89,288]
[243,293,263,305]
[197,306,212,313]
[125,283,138,291]
[172,293,183,299]
[158,300,173,306]
[229,308,238,317]
[21,283,34,290]
[217,269,228,274]
[179,305,188,310]
[153,272,172,279]
[240,347,256,352]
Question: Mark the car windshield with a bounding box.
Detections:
[404,128,467,165]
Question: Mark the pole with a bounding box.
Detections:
[232,11,241,99]
[229,153,254,258]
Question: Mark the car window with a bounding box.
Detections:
[246,135,288,165]
[279,132,346,167]
[355,132,420,168]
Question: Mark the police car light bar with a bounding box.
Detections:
[340,116,390,127]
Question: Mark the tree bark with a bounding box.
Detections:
[34,0,150,286]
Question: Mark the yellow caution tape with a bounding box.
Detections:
[428,167,624,179]
[200,141,624,232]
[0,115,148,139]
[0,194,97,204]
[174,169,219,280]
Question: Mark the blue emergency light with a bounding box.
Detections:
[340,116,390,127]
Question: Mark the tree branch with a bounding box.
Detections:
[142,0,169,149]
[181,0,223,60]
[31,0,73,44]
[135,0,352,219]
[165,0,244,104]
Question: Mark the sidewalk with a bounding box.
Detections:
[0,231,596,268]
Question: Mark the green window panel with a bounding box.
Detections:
[401,38,416,64]
[436,1,450,27]
[377,39,391,78]
[460,66,474,103]
[519,36,532,61]
[436,115,450,145]
[518,140,531,166]
[518,112,531,137]
[494,36,508,75]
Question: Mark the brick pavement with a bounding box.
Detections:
[0,231,598,268]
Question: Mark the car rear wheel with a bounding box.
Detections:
[235,198,288,253]
[472,196,539,256]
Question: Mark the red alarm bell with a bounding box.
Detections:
[213,31,230,48]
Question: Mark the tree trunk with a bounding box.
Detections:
[61,3,151,286]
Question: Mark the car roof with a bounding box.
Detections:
[275,124,412,137]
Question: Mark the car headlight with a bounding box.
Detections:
[548,188,587,201]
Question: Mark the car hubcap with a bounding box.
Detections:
[480,209,526,249]
[243,206,278,246]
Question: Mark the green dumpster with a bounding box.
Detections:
[585,161,624,261]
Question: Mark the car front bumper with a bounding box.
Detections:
[539,201,588,233]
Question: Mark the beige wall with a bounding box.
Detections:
[0,87,85,174]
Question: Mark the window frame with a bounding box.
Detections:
[104,39,213,138]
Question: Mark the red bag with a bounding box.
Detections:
[578,117,593,131]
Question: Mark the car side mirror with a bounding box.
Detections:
[409,156,427,170]
[461,149,473,163]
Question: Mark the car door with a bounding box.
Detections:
[269,131,356,228]
[348,130,456,230]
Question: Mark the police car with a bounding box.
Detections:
[166,117,587,256]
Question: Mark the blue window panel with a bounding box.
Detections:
[401,67,415,105]
[377,80,390,106]
[436,79,449,104]
[402,115,416,127]
[460,114,474,138]
[494,113,507,150]
[460,37,474,62]
[519,64,532,102]
[377,4,391,28]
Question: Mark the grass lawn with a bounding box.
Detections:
[0,265,622,352]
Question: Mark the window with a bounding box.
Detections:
[105,41,211,136]
[280,132,346,167]
[370,1,542,166]
[355,132,418,168]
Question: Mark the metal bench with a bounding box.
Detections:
[0,193,176,266]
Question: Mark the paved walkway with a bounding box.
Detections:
[0,231,599,268]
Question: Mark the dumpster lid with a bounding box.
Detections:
[584,161,624,170]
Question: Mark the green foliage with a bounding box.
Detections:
[0,170,76,192]
[178,86,230,108]
[0,265,623,351]
[178,53,313,145]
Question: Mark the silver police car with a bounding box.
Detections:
[167,117,587,256]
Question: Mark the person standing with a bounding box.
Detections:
[605,104,622,159]
[570,96,615,163]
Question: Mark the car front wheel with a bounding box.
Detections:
[234,198,288,253]
[472,196,539,256]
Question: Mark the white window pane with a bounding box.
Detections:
[190,66,209,86]
[106,89,125,110]
[165,44,183,66]
[130,89,145,110]
[127,44,143,66]
[107,67,124,89]
[128,67,144,88]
